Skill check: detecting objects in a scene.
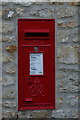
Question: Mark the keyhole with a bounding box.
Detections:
[34,46,39,51]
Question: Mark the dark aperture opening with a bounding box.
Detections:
[25,32,49,37]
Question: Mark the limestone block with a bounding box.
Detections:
[57,46,78,64]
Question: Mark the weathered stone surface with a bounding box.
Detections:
[59,65,78,72]
[2,8,16,19]
[0,36,2,42]
[30,7,53,17]
[0,2,2,6]
[2,89,15,99]
[16,8,24,16]
[2,9,8,17]
[2,75,15,86]
[0,46,2,53]
[59,72,78,93]
[73,36,78,43]
[56,7,77,18]
[71,109,78,118]
[59,82,78,93]
[2,36,15,43]
[0,77,2,82]
[69,2,79,6]
[6,45,17,53]
[31,110,49,118]
[0,10,2,18]
[15,2,33,6]
[3,101,16,108]
[56,97,63,108]
[59,84,69,93]
[2,111,16,118]
[48,0,63,4]
[58,20,78,28]
[34,2,43,5]
[30,7,39,16]
[2,54,15,63]
[57,30,70,42]
[0,23,2,33]
[69,83,78,93]
[66,95,78,107]
[52,109,71,118]
[17,111,30,118]
[4,66,16,74]
[2,55,10,63]
[2,2,8,6]
[38,8,52,17]
[0,102,2,107]
[68,73,78,85]
[0,54,2,64]
[2,22,14,34]
[57,46,78,64]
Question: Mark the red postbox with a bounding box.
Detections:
[18,19,55,110]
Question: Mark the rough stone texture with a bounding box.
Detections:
[2,88,15,99]
[52,109,71,118]
[66,94,78,107]
[30,110,49,118]
[56,7,77,18]
[2,111,16,118]
[57,30,70,42]
[2,1,79,119]
[2,22,14,34]
[69,2,79,6]
[49,1,63,5]
[15,8,24,16]
[2,75,15,86]
[2,36,15,43]
[2,8,16,20]
[4,66,16,74]
[71,109,78,118]
[2,54,15,63]
[58,21,78,28]
[3,101,16,108]
[15,2,33,6]
[0,36,2,42]
[0,10,2,18]
[57,46,78,64]
[56,97,63,108]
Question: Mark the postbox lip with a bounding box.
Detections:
[24,29,50,33]
[18,18,55,21]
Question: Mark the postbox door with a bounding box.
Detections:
[21,45,55,109]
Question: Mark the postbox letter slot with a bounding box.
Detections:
[24,29,49,40]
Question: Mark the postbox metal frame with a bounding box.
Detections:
[18,19,55,110]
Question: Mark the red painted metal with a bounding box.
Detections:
[18,19,55,110]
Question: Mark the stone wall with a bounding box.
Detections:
[1,1,79,119]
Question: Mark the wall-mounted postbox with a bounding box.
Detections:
[18,19,55,110]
